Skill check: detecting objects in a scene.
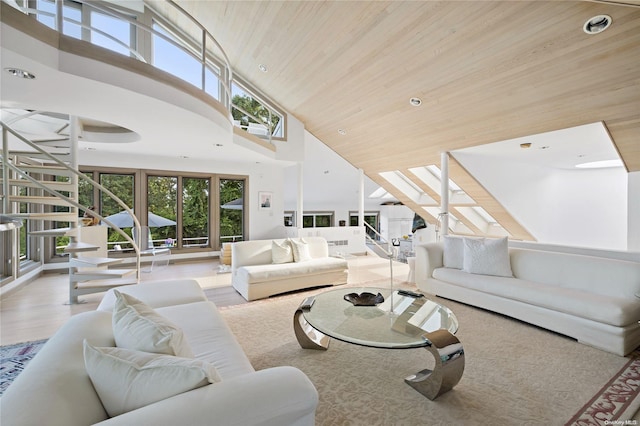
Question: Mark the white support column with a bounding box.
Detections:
[440,152,450,237]
[296,162,303,232]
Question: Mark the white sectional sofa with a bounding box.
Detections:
[232,237,348,301]
[1,279,319,426]
[415,238,640,356]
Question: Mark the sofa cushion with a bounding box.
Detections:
[236,257,348,284]
[290,238,313,262]
[272,240,294,264]
[156,301,255,379]
[463,236,513,277]
[113,290,193,357]
[433,267,640,327]
[83,341,220,417]
[443,236,464,269]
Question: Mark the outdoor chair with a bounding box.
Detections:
[132,226,171,272]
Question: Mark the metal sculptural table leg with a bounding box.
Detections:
[405,329,465,400]
[293,300,330,350]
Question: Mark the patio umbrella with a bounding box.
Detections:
[101,211,177,228]
[221,198,243,210]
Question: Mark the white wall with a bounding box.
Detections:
[452,153,628,250]
[283,131,385,224]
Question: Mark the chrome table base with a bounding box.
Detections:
[293,301,465,400]
[404,329,465,400]
[294,301,330,350]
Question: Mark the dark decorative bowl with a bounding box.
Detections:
[344,292,385,306]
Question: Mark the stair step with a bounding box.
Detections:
[18,165,73,177]
[64,242,99,253]
[71,268,136,280]
[9,195,73,207]
[33,138,71,147]
[12,212,77,222]
[1,179,74,192]
[29,227,77,237]
[9,151,71,161]
[72,278,138,294]
[71,269,136,282]
[70,257,124,267]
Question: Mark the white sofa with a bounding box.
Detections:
[415,240,640,356]
[1,279,319,426]
[232,237,348,301]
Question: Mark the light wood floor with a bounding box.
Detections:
[0,255,409,346]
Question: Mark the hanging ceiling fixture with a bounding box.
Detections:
[583,15,612,34]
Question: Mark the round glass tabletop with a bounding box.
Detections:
[301,287,458,349]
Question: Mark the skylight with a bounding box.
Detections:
[408,165,475,204]
[379,171,436,205]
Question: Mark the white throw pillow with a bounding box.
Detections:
[83,340,220,417]
[112,290,193,357]
[290,238,313,262]
[443,236,465,269]
[272,240,294,264]
[462,236,513,277]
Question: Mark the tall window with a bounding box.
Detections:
[101,173,134,250]
[182,178,209,247]
[147,175,177,248]
[219,178,244,245]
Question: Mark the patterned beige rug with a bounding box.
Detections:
[218,280,639,426]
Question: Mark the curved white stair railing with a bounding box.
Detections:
[1,118,142,304]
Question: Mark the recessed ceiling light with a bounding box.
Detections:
[338,129,347,135]
[258,64,268,73]
[583,15,612,35]
[409,97,422,107]
[5,68,35,79]
[576,159,623,169]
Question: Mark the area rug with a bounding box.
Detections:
[1,283,638,425]
[0,339,47,396]
[566,348,640,425]
[218,281,640,426]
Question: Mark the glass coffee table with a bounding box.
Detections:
[293,287,464,400]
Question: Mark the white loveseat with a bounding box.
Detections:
[232,237,348,301]
[1,279,319,426]
[415,238,640,356]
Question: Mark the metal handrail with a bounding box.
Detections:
[363,221,395,313]
[1,120,141,276]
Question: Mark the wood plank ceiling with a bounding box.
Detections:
[168,0,640,238]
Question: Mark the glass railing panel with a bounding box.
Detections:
[4,0,287,140]
[90,9,134,57]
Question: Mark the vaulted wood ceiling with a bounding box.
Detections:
[165,0,640,240]
[172,0,640,174]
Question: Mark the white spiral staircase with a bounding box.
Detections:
[1,111,141,304]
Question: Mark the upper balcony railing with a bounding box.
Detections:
[2,0,283,144]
